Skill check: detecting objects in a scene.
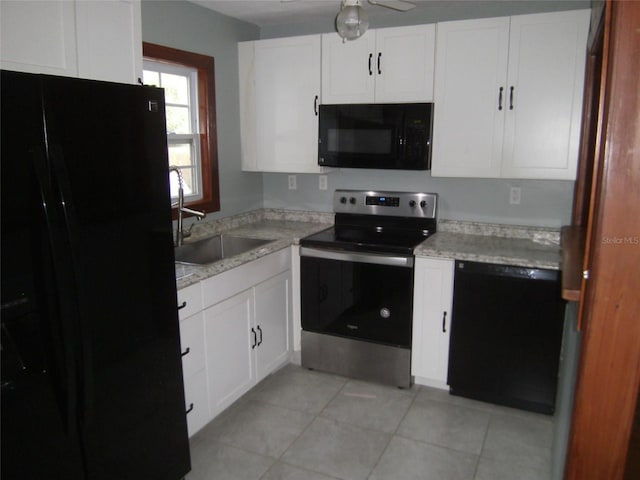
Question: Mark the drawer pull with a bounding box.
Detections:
[257,325,263,346]
[185,403,194,414]
[251,328,257,349]
[442,311,447,333]
[181,347,190,357]
[178,301,187,310]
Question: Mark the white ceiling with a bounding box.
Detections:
[190,0,432,27]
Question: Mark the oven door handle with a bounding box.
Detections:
[300,247,414,268]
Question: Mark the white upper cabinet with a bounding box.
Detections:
[0,0,142,84]
[321,24,436,104]
[1,0,78,77]
[75,0,143,84]
[431,9,589,179]
[239,35,323,173]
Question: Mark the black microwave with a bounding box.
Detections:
[318,103,433,170]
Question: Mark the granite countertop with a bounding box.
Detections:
[175,212,332,290]
[176,211,563,290]
[414,220,562,270]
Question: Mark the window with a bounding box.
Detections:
[142,42,220,214]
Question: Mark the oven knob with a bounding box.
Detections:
[380,307,391,319]
[420,200,427,208]
[409,200,416,207]
[349,197,356,205]
[340,196,347,204]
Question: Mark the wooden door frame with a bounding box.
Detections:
[565,1,640,478]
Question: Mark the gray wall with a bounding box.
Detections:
[141,0,261,220]
[260,0,590,227]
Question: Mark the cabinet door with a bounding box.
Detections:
[411,257,454,388]
[75,0,142,84]
[501,10,589,179]
[254,271,291,381]
[179,312,206,379]
[374,25,435,103]
[321,32,376,104]
[0,0,78,77]
[183,370,209,437]
[205,290,255,418]
[431,17,509,178]
[253,35,322,173]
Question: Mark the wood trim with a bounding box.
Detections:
[142,42,220,216]
[565,1,640,478]
[560,225,585,302]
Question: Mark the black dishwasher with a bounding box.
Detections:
[447,260,565,414]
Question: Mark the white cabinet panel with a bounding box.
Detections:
[431,17,509,178]
[502,10,589,179]
[177,282,202,321]
[321,25,435,104]
[75,0,142,84]
[374,25,435,103]
[179,312,205,379]
[412,257,454,388]
[240,35,322,173]
[254,271,291,380]
[183,370,209,437]
[321,33,376,104]
[205,290,256,418]
[0,0,78,77]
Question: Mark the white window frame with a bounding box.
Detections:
[143,59,203,202]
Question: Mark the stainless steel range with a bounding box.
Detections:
[299,190,438,388]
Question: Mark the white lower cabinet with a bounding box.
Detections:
[177,248,292,436]
[411,257,455,389]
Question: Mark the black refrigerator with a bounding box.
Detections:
[1,70,191,479]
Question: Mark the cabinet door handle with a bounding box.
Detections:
[257,326,263,346]
[442,311,447,333]
[185,403,194,414]
[251,328,257,349]
[498,87,504,111]
[509,86,514,110]
[178,301,187,310]
[314,95,319,116]
[368,53,373,76]
[181,347,190,357]
[377,52,382,75]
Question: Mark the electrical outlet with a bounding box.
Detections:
[509,186,521,205]
[319,175,327,191]
[288,175,297,190]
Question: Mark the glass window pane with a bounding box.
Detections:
[161,72,190,105]
[143,70,159,87]
[169,168,194,198]
[168,143,192,168]
[166,106,191,134]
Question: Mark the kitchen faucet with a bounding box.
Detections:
[169,166,205,246]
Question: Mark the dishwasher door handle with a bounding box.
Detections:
[300,247,413,268]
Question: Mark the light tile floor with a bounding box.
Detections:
[187,364,553,480]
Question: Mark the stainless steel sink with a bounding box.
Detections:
[174,234,271,265]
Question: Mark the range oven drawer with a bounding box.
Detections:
[300,248,414,348]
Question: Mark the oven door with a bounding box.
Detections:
[300,247,414,348]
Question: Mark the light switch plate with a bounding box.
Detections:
[288,175,297,190]
[319,175,327,191]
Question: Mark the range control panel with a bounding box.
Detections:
[334,190,438,219]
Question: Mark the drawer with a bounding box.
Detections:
[178,311,206,378]
[183,370,209,437]
[177,282,202,321]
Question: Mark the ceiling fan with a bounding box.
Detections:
[335,0,416,41]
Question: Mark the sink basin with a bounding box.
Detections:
[175,235,271,265]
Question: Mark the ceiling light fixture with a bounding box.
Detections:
[335,0,370,42]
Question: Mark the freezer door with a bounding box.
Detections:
[39,76,190,480]
[1,70,85,479]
